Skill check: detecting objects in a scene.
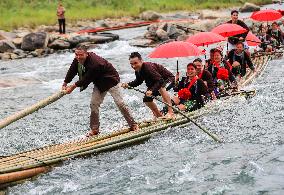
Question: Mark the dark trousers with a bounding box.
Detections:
[58,19,65,34]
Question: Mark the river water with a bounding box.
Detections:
[1,7,284,195]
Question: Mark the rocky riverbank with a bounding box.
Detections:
[0,2,262,61]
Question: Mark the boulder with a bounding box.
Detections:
[176,34,189,41]
[89,35,113,44]
[1,52,11,60]
[139,11,161,21]
[167,24,186,39]
[13,49,25,55]
[12,37,23,48]
[49,39,70,49]
[239,3,260,13]
[129,38,155,47]
[76,42,97,50]
[67,34,114,47]
[35,48,45,56]
[96,32,119,41]
[10,53,18,60]
[21,32,49,51]
[156,29,169,41]
[0,40,16,53]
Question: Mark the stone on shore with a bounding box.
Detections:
[239,3,260,13]
[49,39,71,50]
[67,34,114,47]
[0,52,12,60]
[140,11,161,21]
[0,52,20,60]
[21,32,49,51]
[12,37,23,48]
[129,38,155,47]
[0,40,16,53]
[156,29,169,41]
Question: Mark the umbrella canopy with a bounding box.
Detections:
[250,9,282,21]
[186,32,225,46]
[211,23,247,37]
[148,41,202,58]
[246,31,261,46]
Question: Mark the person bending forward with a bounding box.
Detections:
[62,46,138,137]
[122,52,175,119]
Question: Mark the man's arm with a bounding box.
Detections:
[238,20,250,39]
[245,52,255,71]
[227,50,234,64]
[63,58,78,88]
[128,72,144,88]
[197,79,208,96]
[75,69,93,89]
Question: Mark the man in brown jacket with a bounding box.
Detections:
[62,46,138,136]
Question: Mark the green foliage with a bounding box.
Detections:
[0,0,272,31]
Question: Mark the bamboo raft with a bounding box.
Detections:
[0,52,281,188]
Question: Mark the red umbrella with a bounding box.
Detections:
[149,41,202,72]
[250,9,282,21]
[149,41,202,58]
[246,31,261,46]
[186,32,225,46]
[211,23,247,37]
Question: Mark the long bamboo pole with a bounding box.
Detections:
[0,90,67,130]
[128,87,222,143]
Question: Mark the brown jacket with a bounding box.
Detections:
[64,52,120,92]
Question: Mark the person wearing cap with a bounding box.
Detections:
[62,46,139,137]
[122,52,175,119]
[227,10,250,51]
[228,41,255,78]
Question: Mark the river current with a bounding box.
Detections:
[1,8,284,195]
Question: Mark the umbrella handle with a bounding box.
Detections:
[176,60,179,73]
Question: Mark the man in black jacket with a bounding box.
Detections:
[228,42,255,78]
[122,52,175,119]
[62,46,138,136]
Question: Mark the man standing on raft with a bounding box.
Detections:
[62,46,139,136]
[122,52,175,119]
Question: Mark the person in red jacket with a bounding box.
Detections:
[122,52,175,119]
[62,46,139,137]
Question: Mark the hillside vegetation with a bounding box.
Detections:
[0,0,272,30]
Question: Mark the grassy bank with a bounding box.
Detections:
[0,0,272,31]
